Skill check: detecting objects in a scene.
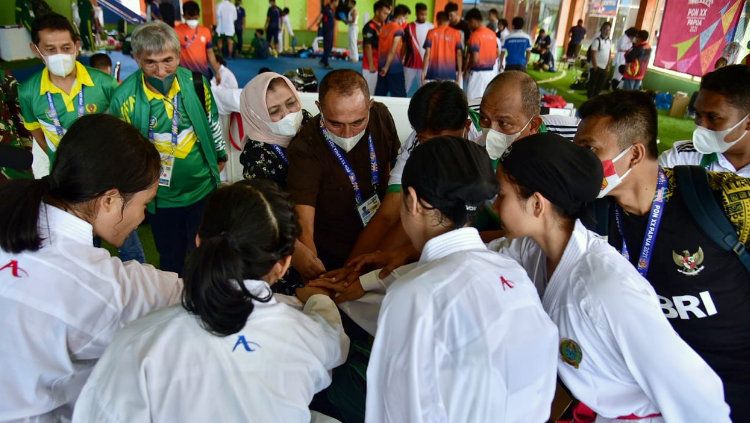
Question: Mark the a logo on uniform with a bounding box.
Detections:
[672,247,705,276]
[200,35,207,43]
[559,338,582,369]
[0,259,29,278]
[600,178,608,190]
[232,335,261,352]
[149,116,157,129]
[86,103,97,113]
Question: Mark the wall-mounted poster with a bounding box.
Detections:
[654,0,745,76]
[589,0,620,17]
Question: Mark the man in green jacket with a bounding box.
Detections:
[109,21,228,275]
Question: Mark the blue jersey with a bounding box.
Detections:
[503,31,532,66]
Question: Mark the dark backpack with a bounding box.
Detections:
[590,165,750,273]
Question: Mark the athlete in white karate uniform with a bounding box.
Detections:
[365,137,559,423]
[490,133,730,422]
[73,180,349,423]
[0,115,182,422]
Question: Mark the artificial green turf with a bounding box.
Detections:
[527,66,696,153]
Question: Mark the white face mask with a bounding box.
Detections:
[266,110,303,137]
[483,118,533,160]
[36,45,76,77]
[692,114,749,154]
[597,145,633,198]
[186,19,199,29]
[321,113,368,152]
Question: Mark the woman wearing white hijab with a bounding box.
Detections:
[239,72,309,185]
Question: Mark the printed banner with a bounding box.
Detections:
[588,0,620,17]
[655,0,745,76]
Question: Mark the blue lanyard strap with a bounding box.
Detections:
[614,167,668,277]
[319,120,379,205]
[148,93,181,146]
[46,86,85,137]
[270,144,288,165]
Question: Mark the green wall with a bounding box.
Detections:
[1,0,73,26]
[643,68,700,95]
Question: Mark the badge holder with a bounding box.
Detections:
[357,194,381,226]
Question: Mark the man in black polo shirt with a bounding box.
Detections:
[287,69,399,280]
[575,90,750,422]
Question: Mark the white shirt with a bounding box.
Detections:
[658,140,750,177]
[591,36,612,69]
[210,65,240,116]
[366,228,558,423]
[414,21,434,57]
[283,15,295,37]
[73,282,349,423]
[0,204,182,422]
[388,123,482,187]
[614,33,633,67]
[490,221,730,422]
[499,27,510,43]
[215,0,238,36]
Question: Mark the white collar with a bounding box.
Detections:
[546,220,590,290]
[717,152,750,174]
[419,227,486,263]
[241,279,277,305]
[40,203,93,246]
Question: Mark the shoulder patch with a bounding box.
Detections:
[675,141,697,153]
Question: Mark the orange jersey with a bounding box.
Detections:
[468,26,499,71]
[423,25,464,81]
[174,23,214,78]
[378,22,405,71]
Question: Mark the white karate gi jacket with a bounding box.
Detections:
[72,281,349,423]
[491,220,730,422]
[366,228,559,423]
[0,204,182,422]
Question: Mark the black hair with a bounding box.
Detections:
[182,0,200,16]
[182,180,300,336]
[512,16,524,29]
[319,69,369,103]
[393,4,411,18]
[256,28,265,36]
[373,0,389,12]
[0,114,160,254]
[444,1,458,13]
[31,13,79,45]
[415,2,427,12]
[465,8,482,22]
[499,18,508,27]
[215,55,227,67]
[488,8,499,16]
[700,65,750,113]
[600,21,611,31]
[408,81,468,135]
[89,53,112,71]
[436,11,448,22]
[637,29,649,41]
[579,90,658,159]
[624,27,638,37]
[402,137,497,229]
[258,66,273,74]
[282,7,290,14]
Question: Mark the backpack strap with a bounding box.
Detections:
[674,165,750,273]
[192,71,208,117]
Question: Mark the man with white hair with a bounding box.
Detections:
[109,21,227,275]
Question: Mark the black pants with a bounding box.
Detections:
[322,29,334,65]
[148,198,207,275]
[374,71,406,97]
[236,27,244,54]
[505,64,527,72]
[587,67,608,98]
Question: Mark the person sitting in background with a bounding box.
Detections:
[174,1,223,82]
[239,72,309,186]
[89,52,112,76]
[365,136,559,422]
[0,114,182,422]
[287,70,399,279]
[73,180,349,423]
[532,46,556,72]
[0,69,33,181]
[531,28,551,54]
[252,29,270,59]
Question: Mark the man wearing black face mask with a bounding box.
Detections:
[109,21,228,276]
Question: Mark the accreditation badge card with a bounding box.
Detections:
[357,194,380,226]
[159,153,175,187]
